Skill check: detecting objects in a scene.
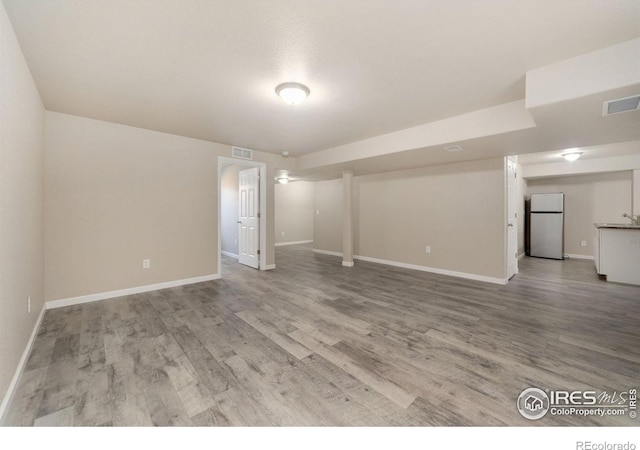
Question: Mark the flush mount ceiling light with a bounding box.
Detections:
[275,82,310,105]
[562,151,583,162]
[276,176,289,184]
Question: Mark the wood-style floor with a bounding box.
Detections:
[4,245,640,426]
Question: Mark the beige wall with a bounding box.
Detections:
[313,179,344,254]
[275,181,314,244]
[0,2,45,413]
[45,112,219,300]
[527,171,633,257]
[221,165,240,256]
[314,158,507,280]
[44,112,286,301]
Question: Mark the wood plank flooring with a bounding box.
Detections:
[4,245,640,426]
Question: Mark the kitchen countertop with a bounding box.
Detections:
[594,223,640,229]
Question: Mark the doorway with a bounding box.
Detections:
[238,166,260,268]
[217,157,267,275]
[506,156,519,279]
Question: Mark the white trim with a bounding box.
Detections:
[45,274,220,309]
[313,248,506,285]
[518,252,526,260]
[354,255,508,285]
[275,240,313,247]
[0,305,46,424]
[312,248,343,257]
[258,164,267,271]
[565,253,595,260]
[217,157,268,274]
[221,250,239,259]
[342,261,355,267]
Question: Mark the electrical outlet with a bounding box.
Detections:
[425,246,431,254]
[142,259,150,269]
[580,240,587,247]
[27,295,31,314]
[316,209,320,215]
[281,232,285,236]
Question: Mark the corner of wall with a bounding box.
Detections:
[0,0,46,420]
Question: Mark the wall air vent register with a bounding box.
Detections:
[232,146,253,160]
[602,95,640,116]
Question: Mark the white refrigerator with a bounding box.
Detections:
[530,193,564,260]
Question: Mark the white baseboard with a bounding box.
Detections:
[518,252,526,260]
[565,253,595,260]
[342,261,355,267]
[275,240,313,247]
[313,248,507,285]
[46,274,221,309]
[312,248,343,257]
[354,255,507,285]
[0,305,46,424]
[262,264,276,270]
[221,250,239,259]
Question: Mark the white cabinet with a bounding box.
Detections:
[594,226,640,285]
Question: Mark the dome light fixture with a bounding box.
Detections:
[277,176,289,185]
[275,82,310,105]
[562,151,583,162]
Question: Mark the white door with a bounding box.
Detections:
[238,167,260,268]
[507,158,518,279]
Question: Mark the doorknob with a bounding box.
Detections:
[237,221,242,224]
[507,223,514,227]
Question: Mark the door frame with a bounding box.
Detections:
[505,156,519,280]
[218,156,267,274]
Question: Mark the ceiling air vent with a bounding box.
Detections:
[444,145,464,152]
[602,95,640,116]
[232,146,253,160]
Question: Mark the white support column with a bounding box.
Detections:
[634,170,640,218]
[342,171,354,267]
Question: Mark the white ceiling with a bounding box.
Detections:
[517,140,640,166]
[4,0,640,159]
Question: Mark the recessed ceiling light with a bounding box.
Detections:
[562,151,583,161]
[276,82,310,105]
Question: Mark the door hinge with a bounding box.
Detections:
[257,212,261,218]
[257,249,261,255]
